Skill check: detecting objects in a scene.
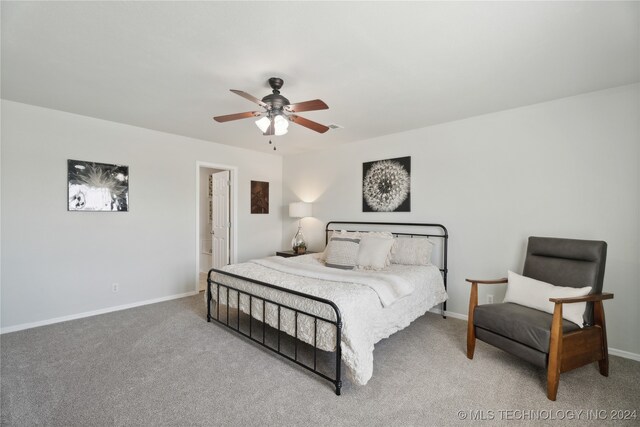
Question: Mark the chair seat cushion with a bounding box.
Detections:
[474,302,581,353]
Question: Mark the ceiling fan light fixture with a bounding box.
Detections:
[273,114,289,135]
[255,116,271,133]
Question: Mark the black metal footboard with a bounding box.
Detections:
[207,269,343,395]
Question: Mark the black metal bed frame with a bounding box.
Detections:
[207,221,448,395]
[325,221,449,317]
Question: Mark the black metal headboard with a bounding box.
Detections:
[325,221,449,317]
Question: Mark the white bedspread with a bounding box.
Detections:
[252,257,414,306]
[210,254,447,386]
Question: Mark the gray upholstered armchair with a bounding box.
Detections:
[466,237,613,401]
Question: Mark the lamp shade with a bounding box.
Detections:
[255,116,271,133]
[273,114,289,136]
[289,202,312,218]
[255,115,289,136]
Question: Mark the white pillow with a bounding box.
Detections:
[323,230,391,260]
[356,235,395,270]
[322,230,359,260]
[390,238,434,266]
[503,271,591,327]
[361,231,393,239]
[324,236,361,270]
[335,230,361,238]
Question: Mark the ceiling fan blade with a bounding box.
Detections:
[263,120,275,136]
[230,89,268,108]
[289,115,330,134]
[285,99,329,113]
[213,111,262,123]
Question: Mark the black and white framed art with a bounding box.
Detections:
[362,156,411,212]
[68,159,129,212]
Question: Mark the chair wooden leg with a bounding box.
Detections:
[547,303,563,401]
[598,352,609,376]
[598,354,609,377]
[594,301,609,377]
[467,282,478,359]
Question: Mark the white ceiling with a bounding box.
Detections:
[2,1,638,155]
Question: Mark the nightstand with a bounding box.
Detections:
[276,250,316,258]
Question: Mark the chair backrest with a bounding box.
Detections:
[522,236,607,326]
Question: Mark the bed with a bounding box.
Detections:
[206,221,448,395]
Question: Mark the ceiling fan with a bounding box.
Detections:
[213,77,330,136]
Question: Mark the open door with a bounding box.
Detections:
[211,170,230,269]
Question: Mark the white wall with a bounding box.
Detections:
[1,100,283,330]
[282,84,640,356]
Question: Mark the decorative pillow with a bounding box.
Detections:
[324,236,361,270]
[322,230,360,260]
[503,271,591,327]
[356,235,395,270]
[361,231,393,239]
[390,238,434,266]
[325,230,391,242]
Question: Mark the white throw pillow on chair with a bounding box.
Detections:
[503,270,591,327]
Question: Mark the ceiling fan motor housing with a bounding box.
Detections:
[261,93,290,111]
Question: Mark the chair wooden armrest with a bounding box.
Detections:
[547,292,613,400]
[549,293,614,304]
[465,278,508,285]
[465,277,507,360]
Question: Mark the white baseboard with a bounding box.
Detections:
[429,308,640,363]
[608,348,640,362]
[442,310,469,321]
[0,291,198,334]
[429,307,468,321]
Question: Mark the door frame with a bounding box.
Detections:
[195,161,238,293]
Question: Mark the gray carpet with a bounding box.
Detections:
[2,294,639,426]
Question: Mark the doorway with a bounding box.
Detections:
[196,162,237,292]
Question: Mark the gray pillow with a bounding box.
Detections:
[324,237,360,270]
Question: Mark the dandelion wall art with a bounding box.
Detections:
[362,156,411,212]
[68,160,129,212]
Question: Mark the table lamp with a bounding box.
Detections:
[289,202,312,254]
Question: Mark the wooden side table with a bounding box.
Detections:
[276,250,316,258]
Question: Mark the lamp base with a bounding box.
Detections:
[291,226,307,255]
